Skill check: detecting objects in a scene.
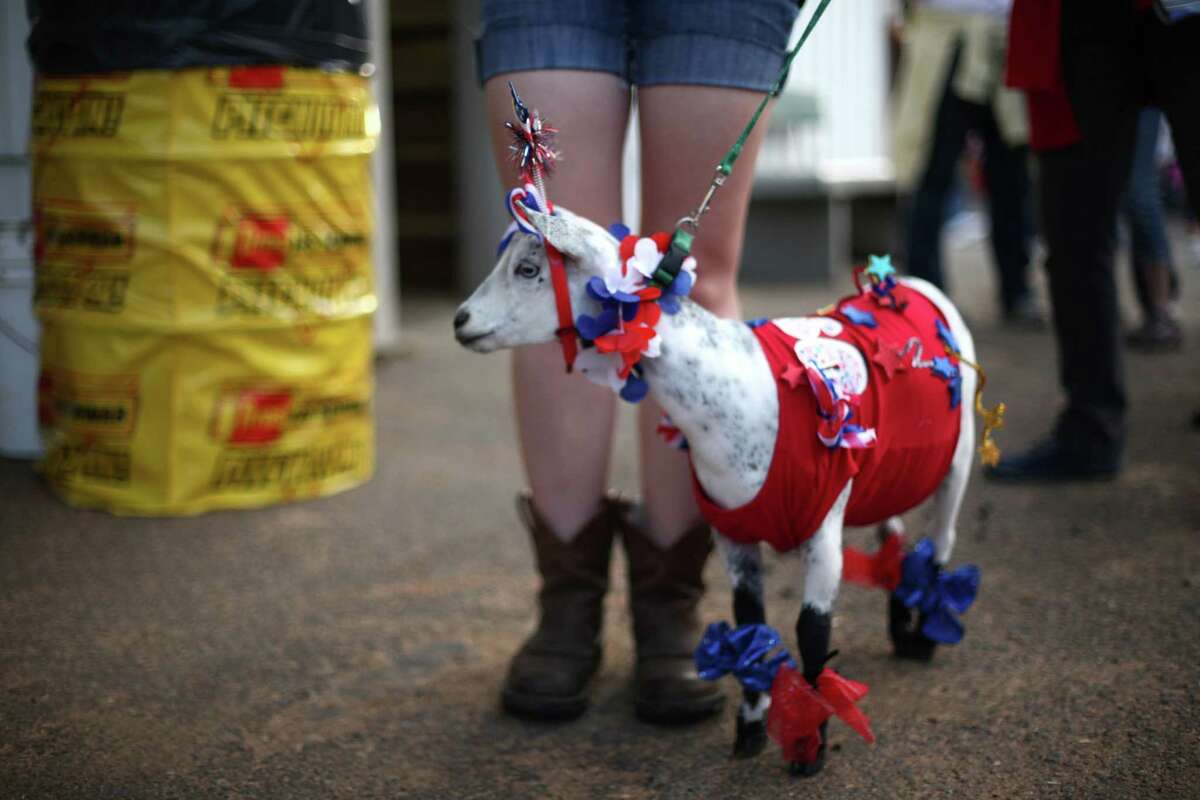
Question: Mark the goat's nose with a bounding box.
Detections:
[453,308,470,329]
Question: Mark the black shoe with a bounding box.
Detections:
[1002,295,1046,329]
[985,433,1120,482]
[1126,316,1183,353]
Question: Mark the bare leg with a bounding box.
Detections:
[635,86,774,547]
[484,71,630,540]
[715,536,769,758]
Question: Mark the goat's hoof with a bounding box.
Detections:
[888,595,938,662]
[892,632,938,661]
[787,744,826,778]
[733,717,768,759]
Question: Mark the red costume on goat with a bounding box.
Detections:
[693,284,961,553]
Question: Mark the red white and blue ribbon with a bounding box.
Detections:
[804,365,876,450]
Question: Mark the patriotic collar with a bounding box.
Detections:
[497,197,698,402]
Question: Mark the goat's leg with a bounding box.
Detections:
[876,515,905,544]
[791,481,850,777]
[890,368,977,661]
[715,534,769,759]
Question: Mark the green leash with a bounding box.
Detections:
[649,0,835,290]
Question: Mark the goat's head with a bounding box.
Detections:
[454,204,618,352]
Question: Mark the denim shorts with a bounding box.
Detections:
[476,1,801,91]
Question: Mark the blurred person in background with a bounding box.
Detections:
[474,0,801,723]
[992,0,1200,481]
[1121,108,1183,352]
[891,0,1041,324]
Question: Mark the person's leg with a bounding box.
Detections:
[904,44,972,293]
[978,114,1036,319]
[632,85,776,546]
[483,72,630,539]
[617,0,799,723]
[1150,16,1200,249]
[477,0,634,718]
[1122,108,1182,348]
[989,0,1140,480]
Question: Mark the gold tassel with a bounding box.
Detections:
[946,347,1006,468]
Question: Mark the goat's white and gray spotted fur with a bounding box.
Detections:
[457,203,977,763]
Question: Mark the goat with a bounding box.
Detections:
[454,198,981,775]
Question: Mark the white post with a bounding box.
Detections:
[367,0,402,354]
[0,4,41,459]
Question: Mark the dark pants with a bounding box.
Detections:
[906,45,1033,313]
[1043,2,1200,449]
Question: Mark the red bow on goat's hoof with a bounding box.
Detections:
[767,666,875,776]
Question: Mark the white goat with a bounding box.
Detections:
[455,203,979,775]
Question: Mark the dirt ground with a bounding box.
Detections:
[2,238,1198,799]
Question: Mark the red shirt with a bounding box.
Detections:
[1006,0,1154,151]
[692,285,961,553]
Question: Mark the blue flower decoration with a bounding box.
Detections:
[575,304,620,342]
[586,276,641,305]
[658,269,693,315]
[745,318,769,329]
[694,621,796,693]
[947,370,962,408]
[842,304,878,328]
[609,222,631,241]
[893,539,980,645]
[935,318,959,354]
[619,371,649,403]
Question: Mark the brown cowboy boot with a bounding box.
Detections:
[619,511,725,723]
[501,491,617,720]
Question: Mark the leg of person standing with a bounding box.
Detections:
[476,2,632,719]
[614,0,799,722]
[1123,107,1183,351]
[989,0,1140,480]
[904,44,972,293]
[978,114,1037,322]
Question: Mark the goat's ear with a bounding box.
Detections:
[522,205,591,261]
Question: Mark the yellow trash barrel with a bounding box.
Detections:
[32,66,379,514]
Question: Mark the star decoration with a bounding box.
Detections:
[841,304,878,328]
[866,254,896,283]
[978,439,1001,467]
[947,371,962,408]
[931,356,958,381]
[871,340,906,380]
[781,361,807,390]
[935,318,959,355]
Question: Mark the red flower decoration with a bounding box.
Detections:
[767,665,875,764]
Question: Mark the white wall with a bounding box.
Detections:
[760,0,894,183]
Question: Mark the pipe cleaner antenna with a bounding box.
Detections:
[505,81,558,201]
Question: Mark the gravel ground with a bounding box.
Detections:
[2,239,1198,799]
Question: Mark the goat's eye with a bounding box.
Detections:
[515,262,540,279]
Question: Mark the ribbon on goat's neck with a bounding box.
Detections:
[546,242,577,371]
[508,185,578,372]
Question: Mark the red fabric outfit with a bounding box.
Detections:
[692,284,961,553]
